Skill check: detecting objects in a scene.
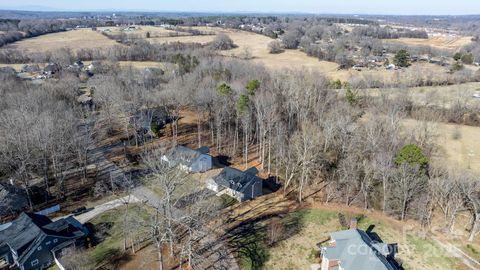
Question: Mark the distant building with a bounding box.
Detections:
[0,183,29,217]
[0,213,88,270]
[129,108,170,137]
[207,167,262,202]
[43,63,60,76]
[162,145,213,173]
[386,63,396,70]
[21,64,41,73]
[320,220,401,270]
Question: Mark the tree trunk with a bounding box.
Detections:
[197,112,202,148]
[468,214,479,242]
[123,196,130,252]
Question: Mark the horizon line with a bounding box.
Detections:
[0,8,480,17]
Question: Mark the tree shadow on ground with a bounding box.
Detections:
[223,210,306,270]
[262,176,281,195]
[213,155,232,168]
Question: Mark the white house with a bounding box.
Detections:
[162,146,213,173]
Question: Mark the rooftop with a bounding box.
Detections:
[322,229,401,270]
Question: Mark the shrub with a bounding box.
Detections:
[394,49,410,67]
[395,144,429,169]
[217,83,233,95]
[268,40,284,54]
[246,79,260,95]
[461,53,474,65]
[211,33,235,50]
[453,52,462,61]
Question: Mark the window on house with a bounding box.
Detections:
[31,259,39,266]
[53,239,58,243]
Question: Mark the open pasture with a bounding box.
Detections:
[1,28,119,53]
[384,36,473,50]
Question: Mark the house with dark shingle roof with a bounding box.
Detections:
[320,220,402,270]
[207,167,262,202]
[162,145,213,173]
[0,213,88,270]
[0,183,29,217]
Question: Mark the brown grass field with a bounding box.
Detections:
[357,82,480,109]
[403,119,480,174]
[147,27,341,74]
[2,29,120,53]
[2,27,470,82]
[384,36,473,51]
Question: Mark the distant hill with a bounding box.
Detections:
[0,5,59,12]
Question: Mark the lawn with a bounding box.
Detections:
[84,203,153,269]
[145,172,200,201]
[259,207,467,270]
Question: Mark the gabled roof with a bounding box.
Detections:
[0,213,86,261]
[0,184,29,215]
[323,229,400,270]
[0,213,50,255]
[167,145,210,167]
[213,167,260,193]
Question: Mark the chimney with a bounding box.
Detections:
[387,243,398,258]
[350,218,357,230]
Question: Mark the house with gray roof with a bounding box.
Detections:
[162,145,213,173]
[0,183,29,217]
[320,220,401,270]
[207,167,262,202]
[0,213,88,270]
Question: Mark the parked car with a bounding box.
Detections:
[72,206,90,216]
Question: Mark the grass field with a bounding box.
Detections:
[147,27,341,74]
[2,29,119,53]
[2,26,471,83]
[358,82,480,109]
[384,36,473,50]
[86,204,152,268]
[403,119,480,174]
[262,207,467,270]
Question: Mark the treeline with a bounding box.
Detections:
[0,74,87,208]
[351,25,428,39]
[0,41,209,65]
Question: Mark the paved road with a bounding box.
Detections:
[55,195,140,223]
[75,195,140,223]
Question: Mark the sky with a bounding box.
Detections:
[0,0,479,15]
